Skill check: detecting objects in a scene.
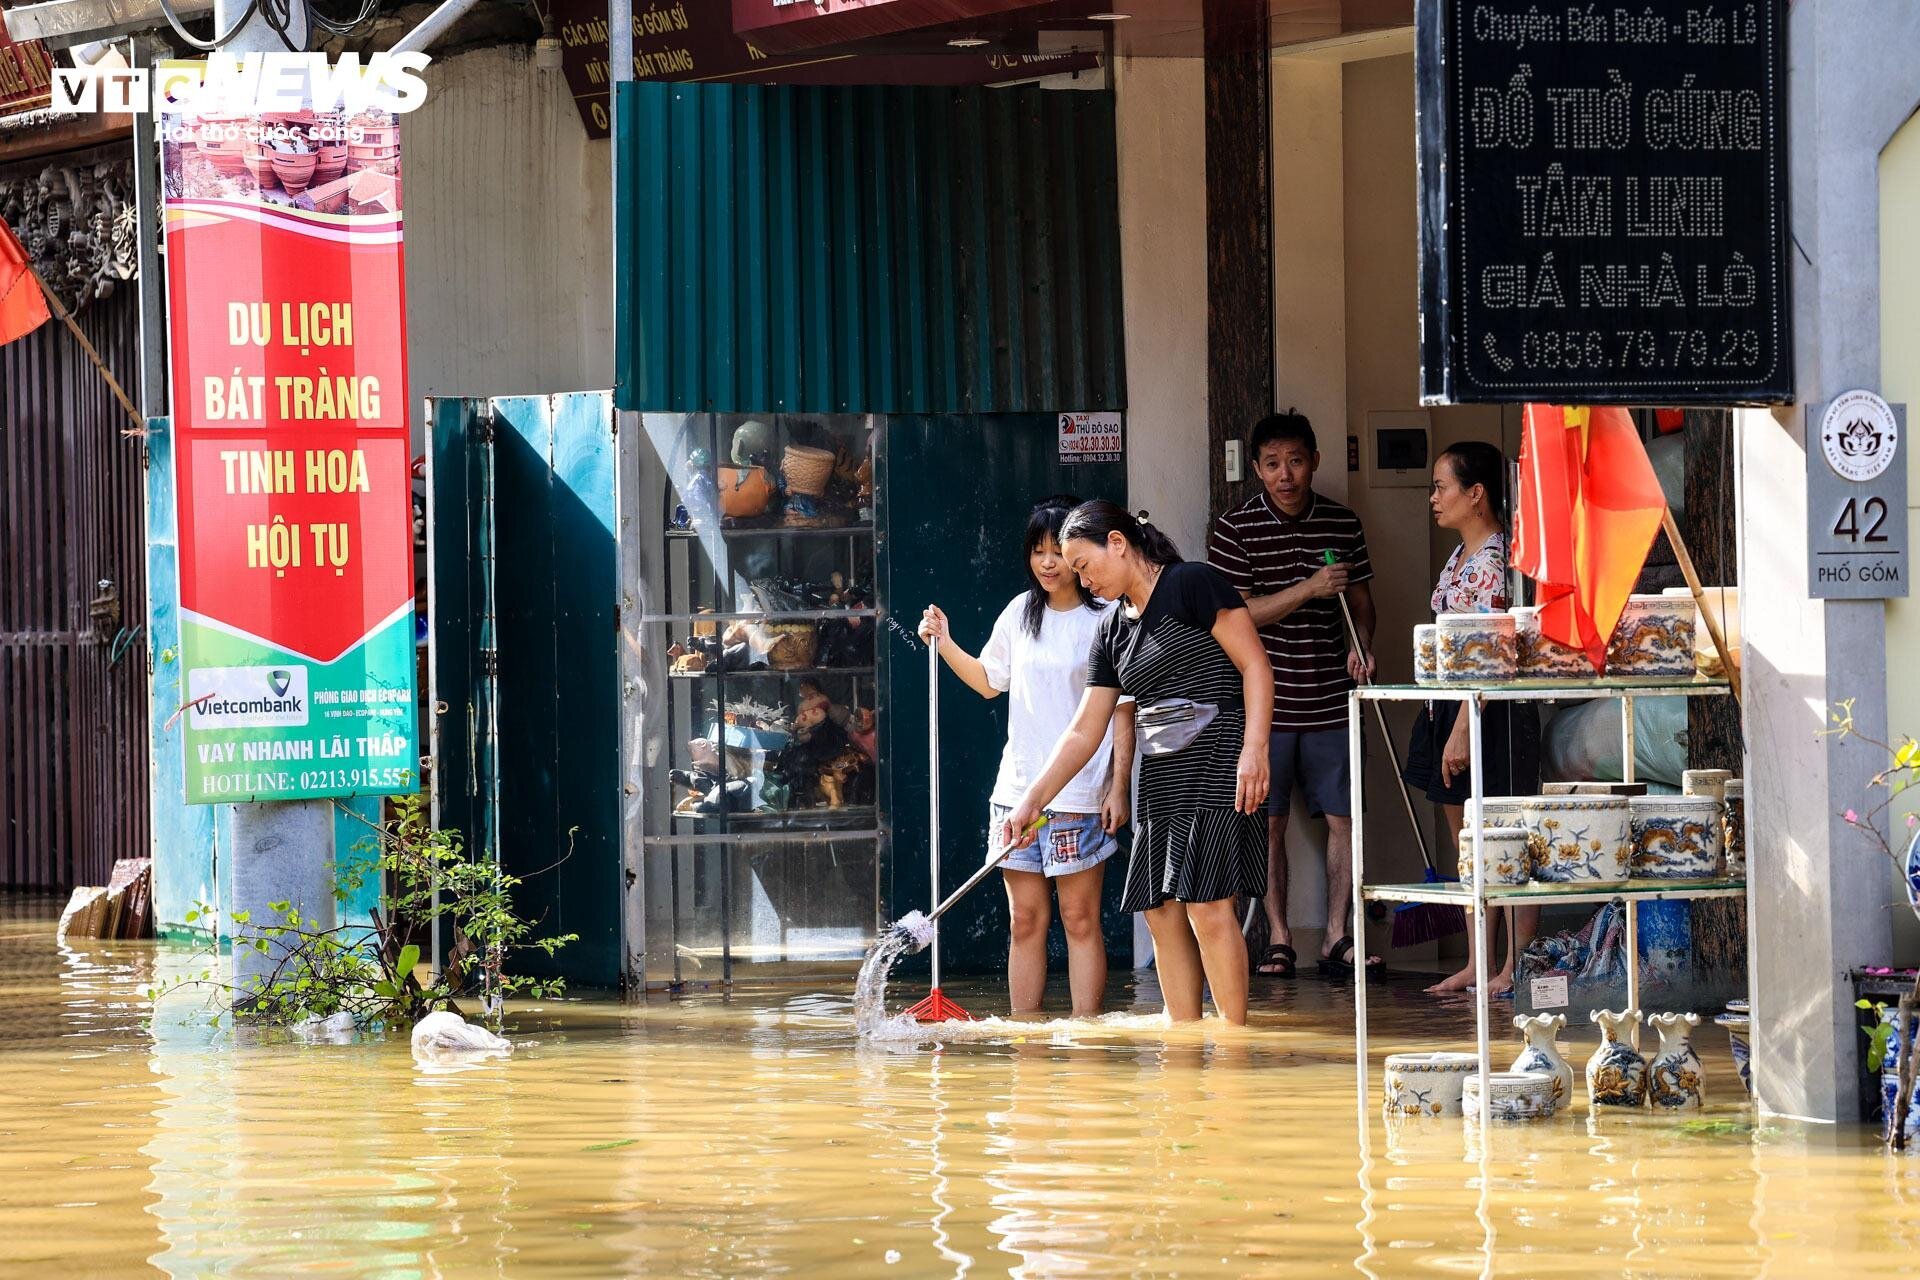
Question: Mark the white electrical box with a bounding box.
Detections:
[1366,410,1432,488]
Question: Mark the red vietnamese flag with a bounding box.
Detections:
[0,216,50,346]
[1513,405,1667,671]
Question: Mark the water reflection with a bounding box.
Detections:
[5,897,1920,1275]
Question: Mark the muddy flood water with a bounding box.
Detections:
[4,897,1919,1277]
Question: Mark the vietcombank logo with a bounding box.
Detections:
[188,665,310,729]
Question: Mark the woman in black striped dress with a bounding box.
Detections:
[1002,502,1273,1025]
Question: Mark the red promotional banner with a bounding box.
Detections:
[161,77,418,803]
[0,13,55,115]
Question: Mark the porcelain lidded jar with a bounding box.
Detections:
[1646,1012,1706,1109]
[1714,1004,1751,1097]
[1605,594,1697,679]
[1462,1070,1560,1121]
[1523,794,1632,884]
[1513,605,1589,679]
[1459,825,1533,887]
[1722,779,1746,878]
[1629,795,1724,880]
[1437,611,1518,683]
[1587,1008,1648,1106]
[1414,624,1439,685]
[1382,1051,1479,1116]
[1510,1013,1575,1110]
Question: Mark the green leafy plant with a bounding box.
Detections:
[1828,701,1920,1148]
[147,788,576,1032]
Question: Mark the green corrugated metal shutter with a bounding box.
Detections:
[615,81,1126,415]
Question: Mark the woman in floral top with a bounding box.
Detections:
[1402,442,1540,995]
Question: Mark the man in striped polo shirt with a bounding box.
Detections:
[1208,412,1379,980]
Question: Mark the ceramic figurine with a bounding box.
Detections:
[1523,795,1632,883]
[1605,594,1697,679]
[1628,795,1724,879]
[1587,1008,1648,1106]
[1511,1013,1575,1109]
[1513,605,1589,678]
[1714,1003,1751,1096]
[1414,624,1439,685]
[1382,1051,1479,1116]
[1437,612,1518,683]
[1459,826,1532,887]
[1723,779,1746,878]
[1646,1012,1705,1109]
[1462,1070,1560,1121]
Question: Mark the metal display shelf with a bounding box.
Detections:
[667,524,875,540]
[669,666,876,681]
[1348,677,1739,1125]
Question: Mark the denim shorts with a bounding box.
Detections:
[988,804,1117,878]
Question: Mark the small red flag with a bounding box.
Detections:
[1,216,51,346]
[1512,405,1667,671]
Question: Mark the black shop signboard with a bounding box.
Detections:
[1416,0,1791,405]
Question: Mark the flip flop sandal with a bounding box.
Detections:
[1253,943,1297,978]
[1319,936,1383,979]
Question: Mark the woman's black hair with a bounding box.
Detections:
[1058,500,1184,568]
[1437,440,1508,513]
[1022,495,1103,637]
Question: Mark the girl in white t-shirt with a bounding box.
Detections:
[918,497,1135,1016]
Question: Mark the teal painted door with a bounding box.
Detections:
[429,393,623,988]
[879,414,1129,978]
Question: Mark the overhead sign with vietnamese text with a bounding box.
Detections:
[0,13,53,115]
[1415,0,1791,405]
[161,63,418,803]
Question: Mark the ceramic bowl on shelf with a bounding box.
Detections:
[1414,624,1439,685]
[1522,794,1632,884]
[1629,795,1723,880]
[1605,594,1698,679]
[1437,612,1518,683]
[1513,606,1589,679]
[1462,1070,1561,1121]
[1459,825,1533,887]
[1382,1051,1479,1116]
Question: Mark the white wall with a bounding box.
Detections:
[401,45,615,446]
[1114,54,1210,566]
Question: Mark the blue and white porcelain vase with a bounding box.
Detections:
[1647,1012,1706,1109]
[1511,1013,1574,1111]
[1586,1008,1648,1107]
[1715,1001,1751,1096]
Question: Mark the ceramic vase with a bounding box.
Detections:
[1881,1073,1920,1144]
[1437,612,1518,682]
[1714,1003,1751,1096]
[1382,1051,1479,1116]
[1462,1070,1560,1121]
[1646,1012,1706,1109]
[1511,1013,1575,1110]
[1586,1008,1648,1106]
[1605,594,1697,679]
[1523,795,1632,883]
[1723,780,1746,878]
[1513,605,1588,678]
[1478,796,1530,829]
[1681,768,1732,801]
[1414,624,1438,685]
[1460,826,1532,887]
[1628,795,1724,880]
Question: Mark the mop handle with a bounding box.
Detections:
[925,817,1048,924]
[1323,551,1437,873]
[928,636,941,988]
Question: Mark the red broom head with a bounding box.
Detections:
[902,988,975,1023]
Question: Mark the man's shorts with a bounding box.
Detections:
[988,804,1117,878]
[1267,729,1352,819]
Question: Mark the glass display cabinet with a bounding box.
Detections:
[631,412,886,987]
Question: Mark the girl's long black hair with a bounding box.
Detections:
[1058,500,1184,567]
[1023,495,1104,638]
